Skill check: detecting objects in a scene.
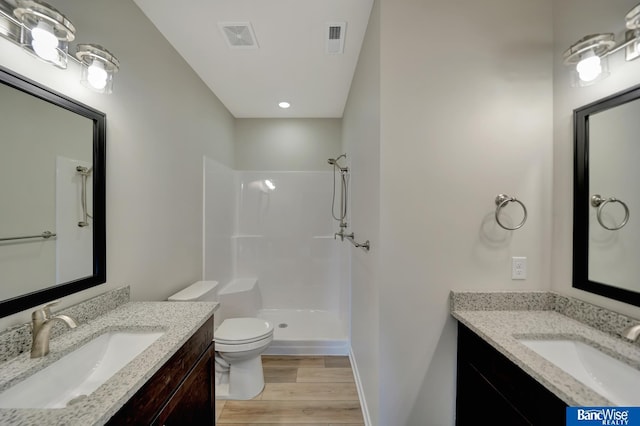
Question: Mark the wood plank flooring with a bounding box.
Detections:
[216,356,364,425]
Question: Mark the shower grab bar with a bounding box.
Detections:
[76,166,92,227]
[494,194,527,230]
[591,194,629,231]
[0,231,56,242]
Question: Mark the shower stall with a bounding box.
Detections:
[203,157,350,355]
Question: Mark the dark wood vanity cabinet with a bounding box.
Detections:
[456,323,567,426]
[152,346,214,426]
[107,316,215,425]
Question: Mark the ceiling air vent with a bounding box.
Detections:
[219,22,259,49]
[326,22,346,54]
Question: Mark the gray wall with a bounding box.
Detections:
[0,0,235,329]
[344,0,554,424]
[341,0,380,424]
[235,118,342,171]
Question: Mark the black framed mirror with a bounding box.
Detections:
[573,83,640,307]
[0,65,106,317]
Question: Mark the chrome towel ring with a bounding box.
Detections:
[591,194,629,231]
[495,194,528,230]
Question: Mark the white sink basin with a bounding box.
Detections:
[0,330,163,409]
[518,338,640,406]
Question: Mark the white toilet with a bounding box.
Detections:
[168,279,273,400]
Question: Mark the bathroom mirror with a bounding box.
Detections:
[0,66,106,317]
[573,83,640,307]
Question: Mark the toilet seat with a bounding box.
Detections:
[215,318,274,345]
[215,334,273,353]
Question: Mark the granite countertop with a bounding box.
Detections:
[0,301,218,426]
[452,301,640,406]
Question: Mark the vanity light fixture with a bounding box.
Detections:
[564,3,640,87]
[0,0,120,94]
[13,0,75,69]
[76,44,120,94]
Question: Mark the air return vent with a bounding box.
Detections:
[219,22,259,49]
[326,22,346,54]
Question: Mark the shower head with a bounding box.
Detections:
[328,154,346,166]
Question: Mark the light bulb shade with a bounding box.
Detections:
[571,53,609,87]
[76,44,119,94]
[86,61,108,90]
[30,20,58,61]
[563,33,615,88]
[13,0,75,68]
[576,50,602,82]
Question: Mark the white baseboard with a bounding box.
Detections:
[263,339,349,356]
[349,347,372,426]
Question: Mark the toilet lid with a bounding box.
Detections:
[215,318,274,344]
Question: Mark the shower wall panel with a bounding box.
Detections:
[235,171,343,312]
[203,157,235,286]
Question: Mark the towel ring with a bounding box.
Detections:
[495,194,527,230]
[591,194,629,231]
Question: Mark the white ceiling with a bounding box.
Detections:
[133,0,374,118]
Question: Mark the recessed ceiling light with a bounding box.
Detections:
[278,101,291,109]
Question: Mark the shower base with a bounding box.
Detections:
[257,309,349,355]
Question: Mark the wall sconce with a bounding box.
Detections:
[564,3,640,87]
[0,0,119,94]
[76,44,119,94]
[13,0,75,69]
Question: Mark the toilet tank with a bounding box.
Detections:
[168,281,219,302]
[216,278,262,322]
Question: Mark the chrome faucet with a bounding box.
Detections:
[621,323,640,342]
[31,301,78,358]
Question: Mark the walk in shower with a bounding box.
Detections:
[203,157,350,355]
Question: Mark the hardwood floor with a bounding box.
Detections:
[215,356,364,425]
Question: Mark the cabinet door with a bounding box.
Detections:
[456,360,531,426]
[152,345,215,426]
[456,324,566,426]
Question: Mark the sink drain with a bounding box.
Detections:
[278,323,288,328]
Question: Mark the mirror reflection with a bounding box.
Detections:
[574,84,640,307]
[588,98,640,290]
[0,67,106,317]
[0,82,93,301]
